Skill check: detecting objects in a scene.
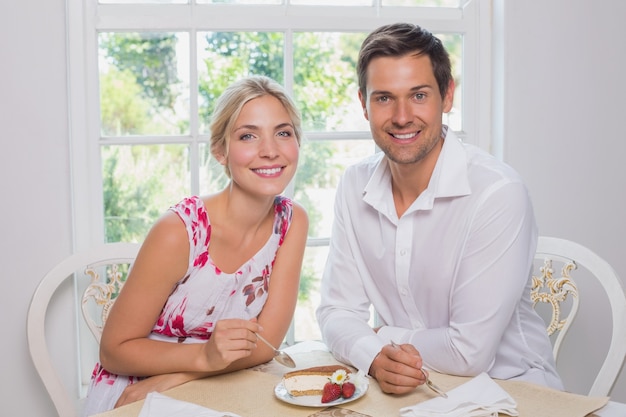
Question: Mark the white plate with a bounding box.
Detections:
[274,381,367,408]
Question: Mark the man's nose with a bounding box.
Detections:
[391,100,412,126]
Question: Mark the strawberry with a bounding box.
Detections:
[341,381,356,399]
[321,382,342,403]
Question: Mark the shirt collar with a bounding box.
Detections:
[363,127,471,215]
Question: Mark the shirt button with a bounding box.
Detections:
[401,288,408,296]
[400,249,407,256]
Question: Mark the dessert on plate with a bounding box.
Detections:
[283,365,351,396]
[282,365,358,403]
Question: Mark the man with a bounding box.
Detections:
[316,23,562,394]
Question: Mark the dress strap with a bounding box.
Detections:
[273,196,293,245]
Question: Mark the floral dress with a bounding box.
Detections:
[82,195,293,416]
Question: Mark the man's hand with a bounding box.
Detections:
[369,342,427,394]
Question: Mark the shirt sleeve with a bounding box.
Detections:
[390,179,538,375]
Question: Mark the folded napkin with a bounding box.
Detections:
[400,372,518,417]
[138,392,241,417]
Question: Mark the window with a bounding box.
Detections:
[68,0,490,393]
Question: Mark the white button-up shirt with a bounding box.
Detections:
[316,129,562,389]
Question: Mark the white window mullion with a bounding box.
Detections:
[283,27,296,203]
[459,0,491,150]
[69,0,106,252]
[95,4,465,31]
[189,21,200,195]
[475,0,494,154]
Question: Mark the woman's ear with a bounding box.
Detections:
[214,153,227,165]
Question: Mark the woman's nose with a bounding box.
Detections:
[259,137,279,158]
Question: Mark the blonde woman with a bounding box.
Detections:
[83,76,308,415]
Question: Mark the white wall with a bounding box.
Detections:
[1,1,75,416]
[1,1,624,416]
[499,0,626,402]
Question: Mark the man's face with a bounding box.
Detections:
[359,53,454,166]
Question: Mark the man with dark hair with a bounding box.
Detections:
[317,23,562,395]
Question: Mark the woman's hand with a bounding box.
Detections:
[198,318,262,372]
[114,373,193,408]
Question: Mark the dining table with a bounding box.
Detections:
[94,340,626,417]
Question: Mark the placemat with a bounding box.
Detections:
[95,351,609,417]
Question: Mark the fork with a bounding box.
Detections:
[390,341,448,398]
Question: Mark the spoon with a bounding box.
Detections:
[390,341,448,398]
[255,332,297,368]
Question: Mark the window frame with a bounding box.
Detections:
[67,0,491,394]
[69,0,491,249]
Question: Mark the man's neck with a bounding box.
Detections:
[389,137,444,217]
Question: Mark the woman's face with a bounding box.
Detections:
[224,95,299,197]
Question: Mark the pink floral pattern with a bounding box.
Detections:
[83,196,293,414]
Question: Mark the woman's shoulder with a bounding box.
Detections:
[273,195,307,221]
[170,195,203,212]
[169,195,208,222]
[273,196,308,240]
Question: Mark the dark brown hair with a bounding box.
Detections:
[357,23,452,100]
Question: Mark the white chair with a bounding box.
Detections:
[27,242,141,417]
[531,236,626,397]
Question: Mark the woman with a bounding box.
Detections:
[83,75,308,415]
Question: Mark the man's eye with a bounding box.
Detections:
[414,93,426,101]
[376,96,389,103]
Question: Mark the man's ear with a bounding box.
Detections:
[358,90,369,121]
[442,79,455,114]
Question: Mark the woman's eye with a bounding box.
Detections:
[240,133,255,141]
[277,131,292,138]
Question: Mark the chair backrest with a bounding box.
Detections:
[27,242,140,417]
[531,236,626,397]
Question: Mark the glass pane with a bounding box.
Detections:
[294,245,327,342]
[293,31,369,132]
[102,144,191,243]
[382,0,460,6]
[295,136,364,338]
[294,139,375,239]
[100,0,188,3]
[99,32,190,136]
[199,142,230,194]
[438,33,463,132]
[290,0,371,5]
[197,31,284,134]
[196,0,281,3]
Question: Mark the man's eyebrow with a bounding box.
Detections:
[410,84,435,91]
[370,84,435,96]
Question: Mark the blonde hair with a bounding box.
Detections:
[209,76,303,178]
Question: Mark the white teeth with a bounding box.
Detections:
[394,132,416,139]
[254,167,282,175]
